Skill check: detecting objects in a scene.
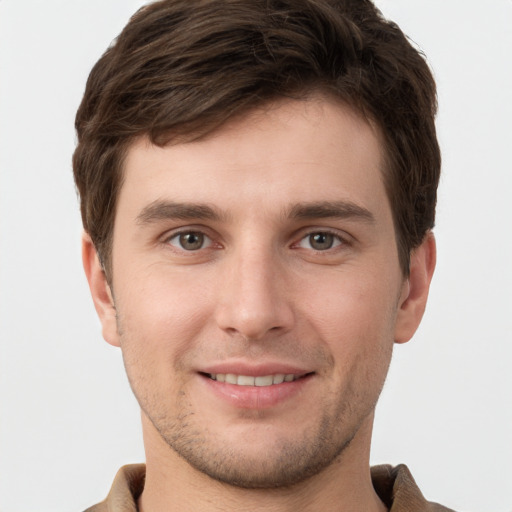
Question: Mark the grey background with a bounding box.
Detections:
[1,1,511,510]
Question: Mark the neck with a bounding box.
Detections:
[138,414,387,512]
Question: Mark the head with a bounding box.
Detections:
[75,0,439,493]
[73,0,440,282]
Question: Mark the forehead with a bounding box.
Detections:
[118,96,390,223]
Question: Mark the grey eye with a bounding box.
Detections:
[310,233,334,250]
[168,232,211,251]
[298,232,342,251]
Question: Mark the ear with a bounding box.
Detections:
[394,232,436,344]
[82,232,121,347]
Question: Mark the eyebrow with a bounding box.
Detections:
[136,200,225,225]
[287,201,375,223]
[136,199,375,225]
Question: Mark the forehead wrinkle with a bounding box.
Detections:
[286,201,375,223]
[136,199,229,225]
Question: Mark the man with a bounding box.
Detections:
[73,0,452,510]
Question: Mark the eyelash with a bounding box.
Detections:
[295,230,347,251]
[163,227,349,254]
[165,230,215,252]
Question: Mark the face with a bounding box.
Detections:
[85,97,433,488]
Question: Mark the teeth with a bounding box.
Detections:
[238,375,255,386]
[225,374,237,384]
[209,373,298,386]
[272,374,285,384]
[255,375,272,386]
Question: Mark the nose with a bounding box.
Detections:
[214,246,295,341]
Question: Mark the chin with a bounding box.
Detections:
[153,412,358,489]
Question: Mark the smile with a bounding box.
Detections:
[208,373,301,386]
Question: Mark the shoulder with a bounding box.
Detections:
[371,464,456,512]
[83,464,145,512]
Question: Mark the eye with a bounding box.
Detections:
[298,232,343,251]
[167,231,212,251]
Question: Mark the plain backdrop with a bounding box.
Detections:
[1,1,511,511]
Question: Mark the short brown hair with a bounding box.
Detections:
[73,0,440,279]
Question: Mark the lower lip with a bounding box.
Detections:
[200,374,313,409]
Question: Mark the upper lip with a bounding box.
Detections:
[199,361,313,377]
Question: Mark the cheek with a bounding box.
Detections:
[114,271,215,375]
[301,268,399,361]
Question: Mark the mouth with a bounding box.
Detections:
[203,372,312,387]
[199,369,315,408]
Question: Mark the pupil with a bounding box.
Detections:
[311,233,333,250]
[180,232,203,250]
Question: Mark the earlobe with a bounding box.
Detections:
[81,232,121,347]
[394,232,436,344]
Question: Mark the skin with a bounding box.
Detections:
[83,96,436,512]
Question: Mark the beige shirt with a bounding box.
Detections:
[84,464,455,511]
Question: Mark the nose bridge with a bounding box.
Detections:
[214,236,293,340]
